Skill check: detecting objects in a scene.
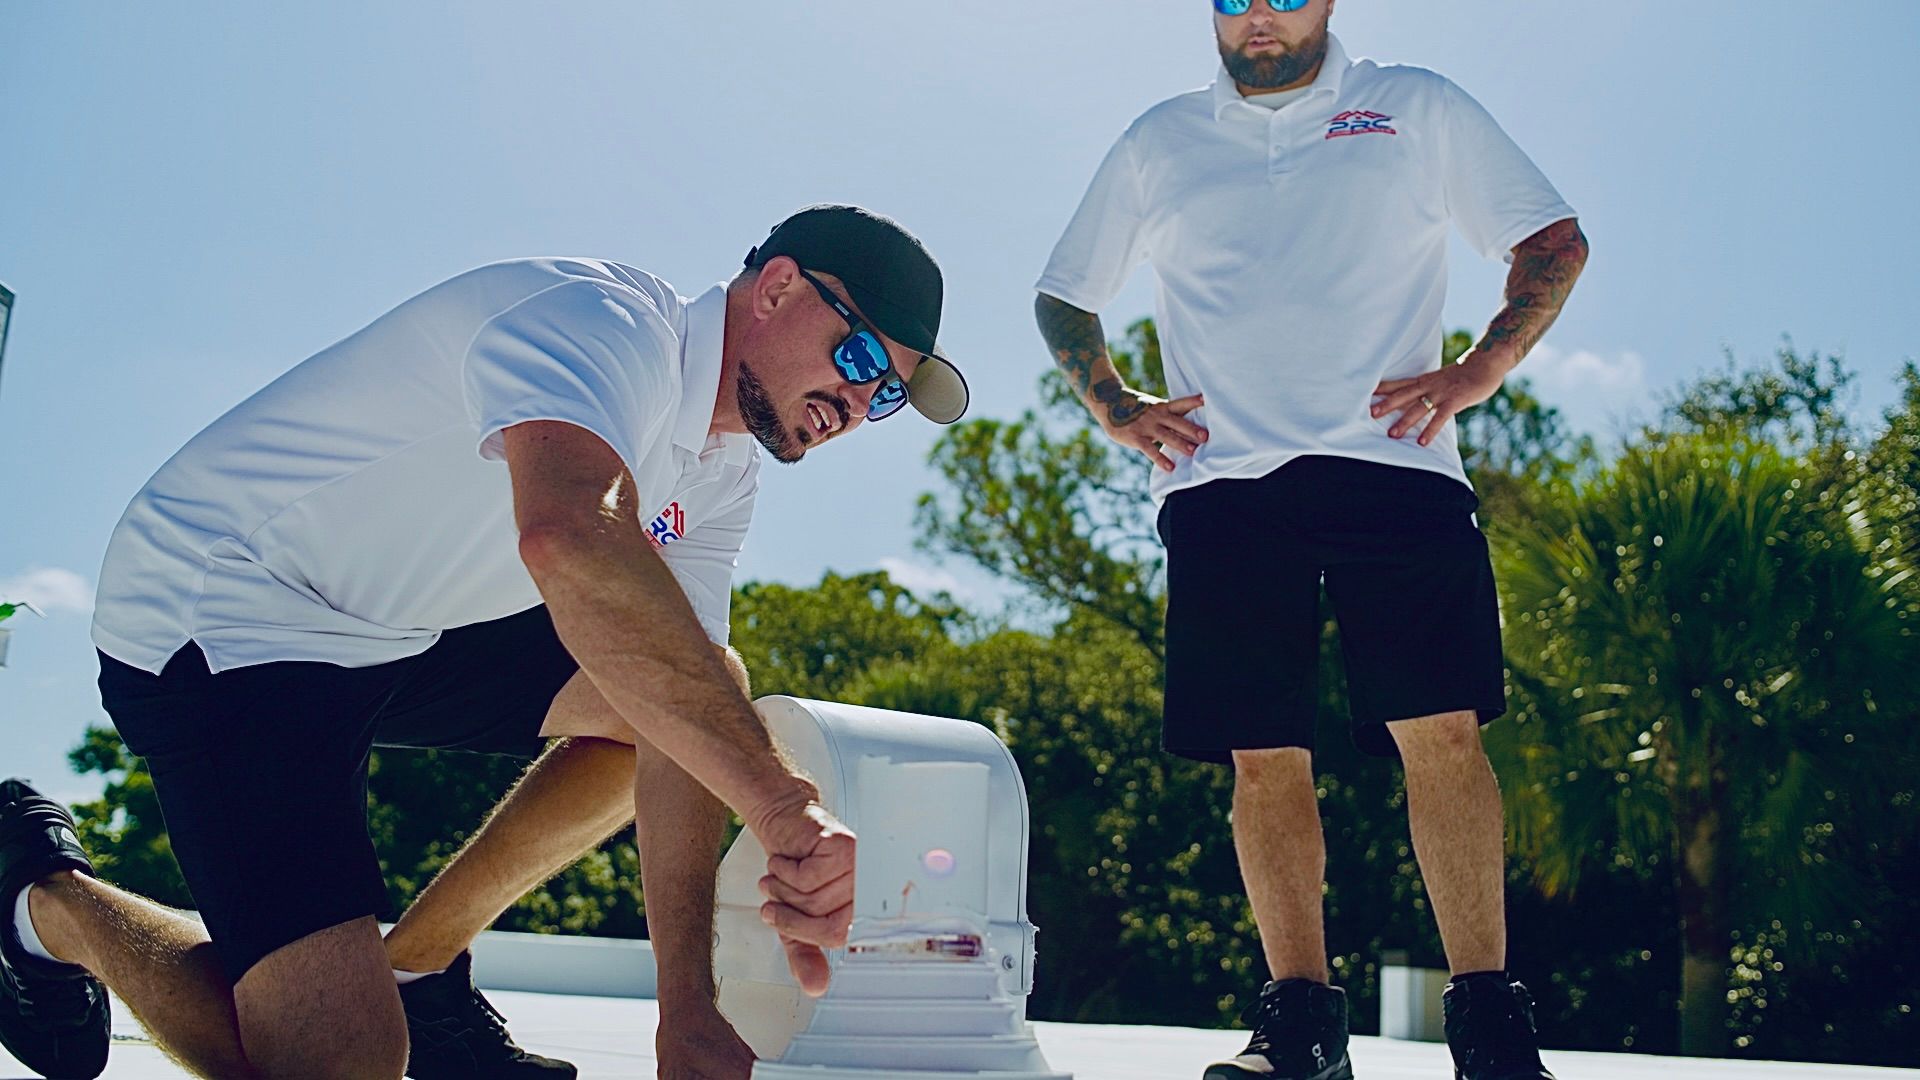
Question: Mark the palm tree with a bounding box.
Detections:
[1490,433,1919,1055]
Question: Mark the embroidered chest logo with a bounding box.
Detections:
[1326,110,1398,139]
[646,501,687,548]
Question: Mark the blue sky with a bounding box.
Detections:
[3,1,1917,800]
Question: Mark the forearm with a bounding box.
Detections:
[1471,217,1590,374]
[1035,293,1150,428]
[522,527,805,830]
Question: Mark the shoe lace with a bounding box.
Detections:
[410,986,516,1061]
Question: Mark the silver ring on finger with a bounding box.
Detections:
[1419,394,1436,413]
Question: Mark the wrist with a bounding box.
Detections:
[1461,345,1521,378]
[741,772,819,838]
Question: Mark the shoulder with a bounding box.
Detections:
[465,265,687,394]
[1343,56,1456,106]
[1130,85,1214,137]
[1114,85,1217,164]
[449,258,682,322]
[505,263,682,339]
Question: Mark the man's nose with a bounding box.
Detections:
[843,384,876,427]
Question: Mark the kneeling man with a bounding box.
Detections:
[0,204,969,1079]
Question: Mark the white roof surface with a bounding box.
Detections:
[5,991,1906,1079]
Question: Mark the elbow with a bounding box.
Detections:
[1034,292,1085,321]
[517,520,600,581]
[1552,217,1590,270]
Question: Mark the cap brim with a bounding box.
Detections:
[908,350,969,425]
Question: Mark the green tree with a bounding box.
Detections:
[1492,430,1920,1055]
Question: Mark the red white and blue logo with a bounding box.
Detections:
[1326,110,1397,139]
[646,501,686,548]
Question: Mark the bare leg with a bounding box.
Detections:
[1231,748,1331,984]
[634,737,754,1075]
[1389,711,1507,975]
[383,731,635,973]
[29,869,253,1077]
[32,877,405,1078]
[384,647,752,977]
[233,916,407,1079]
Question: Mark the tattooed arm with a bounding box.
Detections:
[1035,292,1207,472]
[1372,218,1589,445]
[1474,217,1590,372]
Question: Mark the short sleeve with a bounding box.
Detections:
[1035,130,1152,311]
[462,280,678,474]
[1438,78,1578,263]
[657,458,759,645]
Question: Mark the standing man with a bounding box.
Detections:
[0,204,970,1079]
[1035,4,1586,1079]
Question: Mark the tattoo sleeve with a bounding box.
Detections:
[1035,293,1148,428]
[1474,218,1590,368]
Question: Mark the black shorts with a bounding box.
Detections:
[1157,456,1506,763]
[96,605,580,984]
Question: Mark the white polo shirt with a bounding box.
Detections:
[1037,35,1576,503]
[93,259,761,675]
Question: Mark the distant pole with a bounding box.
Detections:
[0,281,14,395]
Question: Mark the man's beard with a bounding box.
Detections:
[737,362,804,464]
[1218,26,1328,90]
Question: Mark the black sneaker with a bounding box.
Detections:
[0,778,110,1080]
[400,950,577,1079]
[1442,972,1556,1080]
[1203,978,1354,1080]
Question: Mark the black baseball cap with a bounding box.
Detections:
[744,204,970,424]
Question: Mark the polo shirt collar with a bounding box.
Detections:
[1210,31,1351,120]
[675,284,751,465]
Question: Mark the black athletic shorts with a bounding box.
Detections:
[96,605,580,984]
[1157,455,1506,763]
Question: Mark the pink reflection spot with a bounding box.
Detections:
[922,849,957,877]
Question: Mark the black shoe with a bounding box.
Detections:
[0,778,110,1080]
[1203,979,1354,1080]
[400,950,577,1079]
[1442,972,1556,1080]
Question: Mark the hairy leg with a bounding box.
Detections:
[233,916,407,1079]
[382,730,634,974]
[1389,711,1507,975]
[383,647,751,974]
[30,870,253,1077]
[1231,748,1331,984]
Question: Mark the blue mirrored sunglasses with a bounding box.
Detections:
[1215,0,1310,13]
[797,268,912,422]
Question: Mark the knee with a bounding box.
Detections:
[1231,747,1314,790]
[242,1011,407,1079]
[1392,711,1487,769]
[235,921,410,1078]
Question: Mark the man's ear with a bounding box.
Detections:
[750,256,802,321]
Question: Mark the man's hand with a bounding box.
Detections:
[1372,355,1508,446]
[1035,293,1209,472]
[746,792,856,996]
[656,1004,755,1080]
[1093,383,1208,472]
[1377,218,1590,446]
